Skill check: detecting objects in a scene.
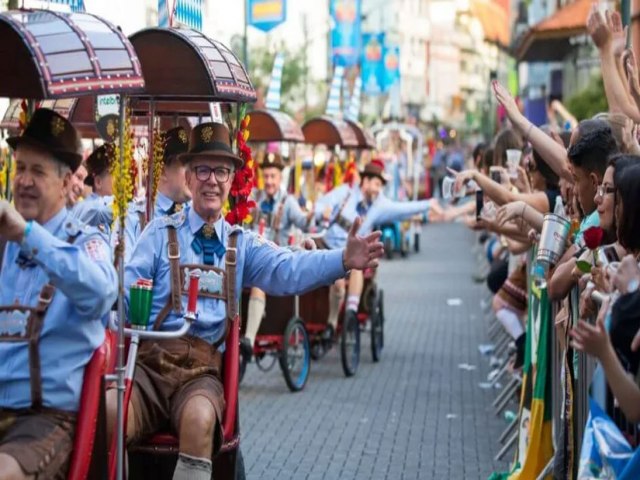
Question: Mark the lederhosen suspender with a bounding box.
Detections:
[0,235,77,410]
[332,192,353,232]
[0,238,6,271]
[138,211,147,233]
[152,227,239,348]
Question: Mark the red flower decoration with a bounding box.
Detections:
[583,226,604,250]
[226,114,255,225]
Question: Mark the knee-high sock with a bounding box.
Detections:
[244,296,266,346]
[496,308,524,340]
[327,285,345,329]
[173,453,212,480]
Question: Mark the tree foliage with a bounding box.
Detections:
[566,75,608,121]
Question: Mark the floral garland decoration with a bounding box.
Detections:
[324,162,335,193]
[225,104,256,225]
[110,105,135,230]
[150,127,164,206]
[343,152,358,186]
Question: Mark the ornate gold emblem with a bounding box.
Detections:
[178,129,188,143]
[202,223,215,239]
[51,117,65,137]
[201,126,214,143]
[267,153,275,163]
[174,203,184,213]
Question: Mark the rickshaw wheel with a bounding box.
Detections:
[279,317,311,392]
[371,289,384,362]
[341,310,361,377]
[310,339,325,360]
[256,352,277,372]
[414,232,420,252]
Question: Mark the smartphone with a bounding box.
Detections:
[603,245,620,264]
[475,190,484,220]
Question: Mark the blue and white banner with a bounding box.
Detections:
[265,53,284,110]
[325,65,345,117]
[50,0,85,12]
[361,32,384,96]
[158,0,202,30]
[383,44,400,92]
[330,0,361,67]
[247,0,287,32]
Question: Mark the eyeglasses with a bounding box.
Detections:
[193,165,233,183]
[596,184,615,198]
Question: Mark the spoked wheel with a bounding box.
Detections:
[279,317,311,392]
[310,339,325,360]
[414,232,420,252]
[255,352,277,372]
[239,355,248,384]
[371,289,384,362]
[340,310,361,377]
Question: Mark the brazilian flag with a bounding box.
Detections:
[490,282,553,480]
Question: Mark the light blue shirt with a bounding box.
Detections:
[124,205,346,345]
[251,188,311,245]
[575,210,601,248]
[72,194,114,236]
[314,184,431,249]
[0,208,117,411]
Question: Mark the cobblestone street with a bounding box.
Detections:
[240,223,510,479]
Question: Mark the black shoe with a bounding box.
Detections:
[322,325,335,348]
[240,337,253,363]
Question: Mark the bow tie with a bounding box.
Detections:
[356,201,370,217]
[167,202,183,215]
[16,252,37,269]
[260,198,275,214]
[191,224,226,265]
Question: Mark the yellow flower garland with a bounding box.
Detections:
[150,127,164,206]
[110,108,134,229]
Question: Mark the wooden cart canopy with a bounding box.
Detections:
[301,116,359,148]
[345,119,375,150]
[0,9,145,100]
[0,96,97,137]
[129,28,256,103]
[248,109,304,143]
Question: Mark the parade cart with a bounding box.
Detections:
[0,8,145,480]
[301,116,385,377]
[237,108,311,392]
[371,122,425,255]
[108,26,257,480]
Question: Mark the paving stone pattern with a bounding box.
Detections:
[240,223,510,479]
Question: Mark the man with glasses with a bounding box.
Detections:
[107,122,384,480]
[242,151,314,363]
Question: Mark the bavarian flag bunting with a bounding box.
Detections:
[489,280,553,480]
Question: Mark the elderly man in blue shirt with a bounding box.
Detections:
[314,159,442,333]
[241,151,314,361]
[0,109,117,480]
[107,122,384,480]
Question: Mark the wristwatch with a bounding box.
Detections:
[626,278,640,294]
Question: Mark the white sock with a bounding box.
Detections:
[173,453,212,480]
[327,286,345,329]
[496,308,524,340]
[346,294,360,313]
[245,296,266,346]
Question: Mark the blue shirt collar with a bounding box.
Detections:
[155,191,174,215]
[187,206,225,244]
[43,207,69,235]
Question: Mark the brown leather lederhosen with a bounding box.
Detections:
[150,226,239,349]
[0,236,77,411]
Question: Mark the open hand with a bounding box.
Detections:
[587,6,612,50]
[492,80,519,120]
[570,296,612,360]
[612,254,640,294]
[0,199,28,242]
[343,217,384,270]
[624,49,640,95]
[609,10,628,57]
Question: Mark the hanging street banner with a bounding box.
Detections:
[361,32,385,96]
[383,43,401,92]
[330,0,362,67]
[248,0,287,33]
